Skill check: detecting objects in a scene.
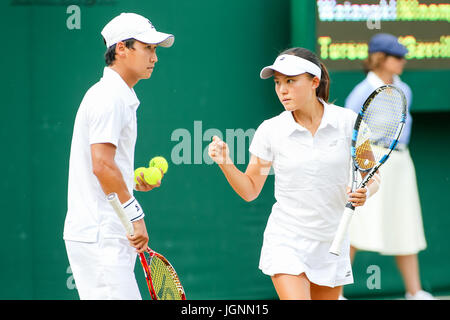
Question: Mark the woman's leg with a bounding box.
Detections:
[311,283,342,300]
[271,273,311,300]
[395,254,422,295]
[271,272,341,300]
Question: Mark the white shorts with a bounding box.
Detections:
[65,234,141,300]
[259,216,353,288]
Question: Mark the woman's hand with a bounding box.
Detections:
[347,187,368,207]
[208,136,231,165]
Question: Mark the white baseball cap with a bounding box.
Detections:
[101,13,174,48]
[260,54,322,80]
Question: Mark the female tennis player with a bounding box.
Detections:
[209,47,377,300]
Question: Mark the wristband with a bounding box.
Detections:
[122,196,145,222]
[365,186,371,199]
[365,172,381,199]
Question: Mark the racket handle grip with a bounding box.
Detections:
[107,192,135,236]
[329,207,354,256]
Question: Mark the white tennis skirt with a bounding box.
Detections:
[259,216,354,288]
[349,148,427,255]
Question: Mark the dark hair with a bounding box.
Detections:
[103,38,136,66]
[280,47,330,102]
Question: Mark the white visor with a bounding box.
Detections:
[260,54,322,80]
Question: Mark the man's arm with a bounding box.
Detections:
[91,143,149,253]
[91,143,131,203]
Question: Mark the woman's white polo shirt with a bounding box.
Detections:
[250,101,357,242]
[249,100,357,286]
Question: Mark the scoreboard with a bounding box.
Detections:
[315,0,450,70]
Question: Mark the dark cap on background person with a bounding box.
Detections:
[369,33,408,57]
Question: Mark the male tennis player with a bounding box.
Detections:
[63,13,174,300]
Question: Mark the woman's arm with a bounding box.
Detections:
[208,136,272,202]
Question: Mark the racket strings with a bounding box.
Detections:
[355,87,404,167]
[149,255,184,300]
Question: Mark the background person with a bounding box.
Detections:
[343,33,433,300]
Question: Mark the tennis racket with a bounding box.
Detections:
[329,85,407,256]
[107,192,186,300]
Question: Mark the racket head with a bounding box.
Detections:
[139,248,186,300]
[351,85,407,172]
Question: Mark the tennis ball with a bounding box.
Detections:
[149,156,168,174]
[145,167,163,185]
[134,167,148,185]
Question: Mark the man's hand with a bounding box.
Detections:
[135,169,164,192]
[127,219,149,253]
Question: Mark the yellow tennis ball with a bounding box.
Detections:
[149,156,168,174]
[134,167,148,185]
[145,167,163,185]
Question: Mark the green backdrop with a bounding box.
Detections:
[0,0,449,300]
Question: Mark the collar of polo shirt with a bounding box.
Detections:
[282,99,338,136]
[102,67,140,110]
[367,71,402,90]
[260,54,322,80]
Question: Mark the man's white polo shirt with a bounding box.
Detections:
[64,67,140,242]
[249,101,357,242]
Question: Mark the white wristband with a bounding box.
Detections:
[365,186,371,199]
[365,172,381,199]
[122,196,145,222]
